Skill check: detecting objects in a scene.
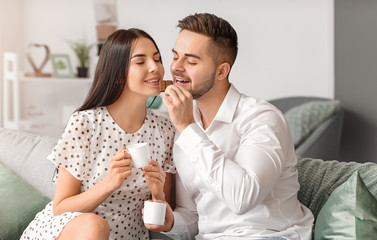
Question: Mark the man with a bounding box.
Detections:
[147,13,314,239]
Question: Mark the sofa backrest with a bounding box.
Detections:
[296,156,377,218]
[0,128,58,199]
[269,96,344,160]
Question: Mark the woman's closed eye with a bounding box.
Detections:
[154,58,162,63]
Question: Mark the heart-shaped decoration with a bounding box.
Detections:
[25,43,52,77]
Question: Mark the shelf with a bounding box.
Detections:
[20,76,93,84]
[2,54,93,137]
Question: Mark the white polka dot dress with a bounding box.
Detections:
[21,107,176,240]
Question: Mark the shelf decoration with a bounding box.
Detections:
[25,44,52,77]
[68,39,94,78]
[50,54,74,78]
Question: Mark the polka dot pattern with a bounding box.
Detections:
[21,107,176,240]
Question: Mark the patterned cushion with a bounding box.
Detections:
[285,100,341,147]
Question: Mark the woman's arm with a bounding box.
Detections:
[53,166,114,216]
[53,146,132,216]
[163,173,173,205]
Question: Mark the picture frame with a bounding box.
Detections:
[50,54,74,78]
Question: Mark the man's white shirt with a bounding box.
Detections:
[164,85,314,240]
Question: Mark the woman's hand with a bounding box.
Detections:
[104,145,132,191]
[142,160,166,201]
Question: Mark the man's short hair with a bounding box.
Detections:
[177,13,238,67]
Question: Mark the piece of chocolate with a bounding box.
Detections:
[160,80,173,92]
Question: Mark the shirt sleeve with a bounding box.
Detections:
[47,112,92,181]
[162,174,198,239]
[175,109,291,214]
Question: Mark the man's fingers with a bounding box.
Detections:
[171,85,192,102]
[166,85,192,103]
[164,87,181,104]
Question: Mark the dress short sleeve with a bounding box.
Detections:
[47,112,92,181]
[159,117,176,174]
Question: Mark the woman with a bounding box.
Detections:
[21,29,175,240]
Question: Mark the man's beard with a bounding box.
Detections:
[173,72,216,100]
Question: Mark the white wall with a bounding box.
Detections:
[21,0,97,76]
[2,0,334,103]
[0,0,23,127]
[117,0,334,100]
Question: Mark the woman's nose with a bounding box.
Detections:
[149,60,158,73]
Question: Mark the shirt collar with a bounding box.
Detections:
[193,84,241,126]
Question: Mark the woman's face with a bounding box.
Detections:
[125,37,164,97]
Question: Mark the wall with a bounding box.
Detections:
[21,0,97,76]
[335,0,377,163]
[0,0,23,128]
[16,0,334,100]
[117,0,334,100]
[0,0,334,132]
[0,0,2,127]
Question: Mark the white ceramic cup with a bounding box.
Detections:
[144,201,166,225]
[127,143,150,169]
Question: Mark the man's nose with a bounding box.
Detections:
[171,58,184,72]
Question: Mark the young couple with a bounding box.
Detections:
[22,13,314,240]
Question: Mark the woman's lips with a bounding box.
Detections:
[144,78,160,86]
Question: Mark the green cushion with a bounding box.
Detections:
[297,156,377,218]
[314,171,377,240]
[0,162,50,240]
[285,100,341,147]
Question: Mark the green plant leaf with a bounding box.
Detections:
[67,39,94,68]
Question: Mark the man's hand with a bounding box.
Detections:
[163,85,195,133]
[143,200,175,232]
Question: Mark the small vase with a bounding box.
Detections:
[77,67,88,78]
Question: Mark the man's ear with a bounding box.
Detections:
[216,62,231,81]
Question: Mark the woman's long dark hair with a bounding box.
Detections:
[77,28,161,111]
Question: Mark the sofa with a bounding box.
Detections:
[268,96,344,160]
[1,97,377,240]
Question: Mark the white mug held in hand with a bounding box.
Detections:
[144,201,166,225]
[126,143,151,169]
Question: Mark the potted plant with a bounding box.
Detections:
[68,39,94,78]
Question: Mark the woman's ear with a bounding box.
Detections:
[216,62,231,81]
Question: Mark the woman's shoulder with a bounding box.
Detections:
[147,109,175,133]
[147,109,173,124]
[72,107,107,120]
[66,107,108,129]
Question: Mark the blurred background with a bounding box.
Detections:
[0,0,376,163]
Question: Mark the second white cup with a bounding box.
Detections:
[144,201,166,225]
[127,143,150,169]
